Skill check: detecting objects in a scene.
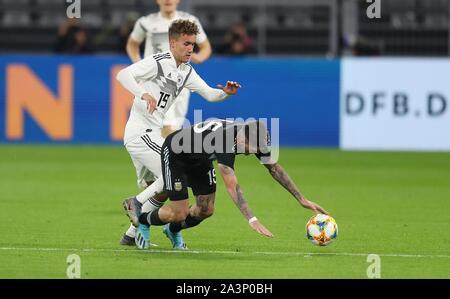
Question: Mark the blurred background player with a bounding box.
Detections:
[126,0,212,137]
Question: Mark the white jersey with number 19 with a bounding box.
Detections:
[116,51,229,145]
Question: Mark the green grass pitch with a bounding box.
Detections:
[0,145,449,278]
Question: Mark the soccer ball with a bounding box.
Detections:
[306,214,338,246]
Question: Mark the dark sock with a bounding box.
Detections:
[138,212,150,225]
[169,214,204,233]
[149,209,166,226]
[138,209,166,226]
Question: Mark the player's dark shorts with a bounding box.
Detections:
[161,139,216,201]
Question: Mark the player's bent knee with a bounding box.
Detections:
[199,206,214,219]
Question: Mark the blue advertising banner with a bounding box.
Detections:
[0,55,340,146]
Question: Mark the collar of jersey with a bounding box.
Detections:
[158,11,180,21]
[167,50,190,70]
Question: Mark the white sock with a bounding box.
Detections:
[136,177,164,204]
[125,224,136,238]
[125,197,164,238]
[142,197,164,213]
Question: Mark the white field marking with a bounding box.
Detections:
[0,247,449,259]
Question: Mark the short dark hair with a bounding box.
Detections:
[169,19,199,40]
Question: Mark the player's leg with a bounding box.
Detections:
[161,89,190,138]
[123,131,167,225]
[137,151,190,226]
[168,161,217,234]
[121,131,167,247]
[119,153,145,245]
[120,178,166,246]
[140,199,190,225]
[138,199,190,250]
[138,141,190,249]
[123,177,165,227]
[137,170,190,249]
[167,193,216,235]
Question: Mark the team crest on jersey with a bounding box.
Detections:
[174,181,183,191]
[176,74,184,87]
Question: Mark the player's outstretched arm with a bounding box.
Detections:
[217,81,241,95]
[218,163,273,238]
[263,162,329,215]
[185,67,241,102]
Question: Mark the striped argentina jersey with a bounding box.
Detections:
[116,51,229,145]
[167,120,272,169]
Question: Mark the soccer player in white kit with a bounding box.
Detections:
[117,19,241,248]
[126,0,212,137]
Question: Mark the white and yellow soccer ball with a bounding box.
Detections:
[306,214,338,246]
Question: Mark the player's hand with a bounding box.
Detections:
[141,93,157,113]
[249,220,274,238]
[311,205,328,215]
[301,199,329,215]
[217,81,241,95]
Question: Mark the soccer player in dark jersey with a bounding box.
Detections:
[133,119,329,249]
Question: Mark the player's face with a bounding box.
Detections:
[171,34,196,64]
[157,0,179,14]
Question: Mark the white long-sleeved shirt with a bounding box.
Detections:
[116,51,229,144]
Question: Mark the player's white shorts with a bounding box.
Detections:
[125,129,163,189]
[162,88,190,129]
